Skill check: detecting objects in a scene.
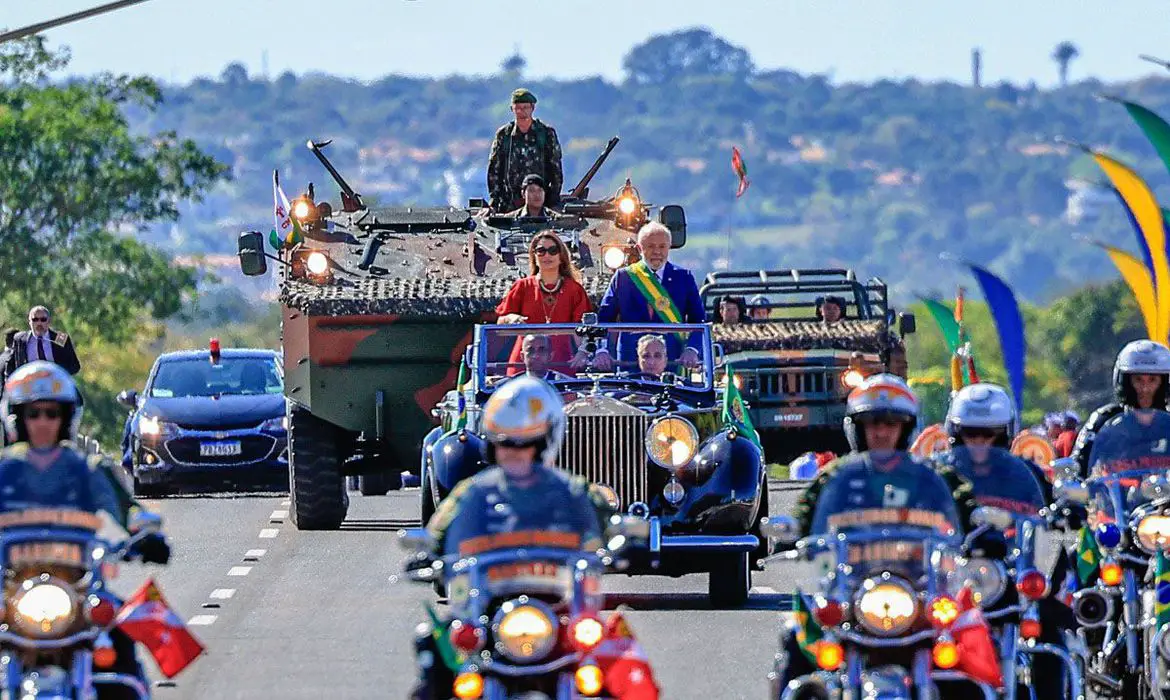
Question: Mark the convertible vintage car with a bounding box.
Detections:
[419,319,769,607]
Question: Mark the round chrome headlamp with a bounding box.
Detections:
[854,577,917,636]
[1136,514,1170,553]
[946,557,1007,606]
[10,576,78,639]
[645,416,699,469]
[492,598,559,662]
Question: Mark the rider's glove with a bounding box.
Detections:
[129,533,171,565]
[404,550,436,574]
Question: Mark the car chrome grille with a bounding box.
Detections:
[163,435,277,467]
[559,415,651,508]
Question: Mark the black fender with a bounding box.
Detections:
[662,428,765,532]
[431,430,487,499]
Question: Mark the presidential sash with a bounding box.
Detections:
[626,261,683,324]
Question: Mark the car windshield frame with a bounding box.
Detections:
[471,322,715,393]
[147,355,284,399]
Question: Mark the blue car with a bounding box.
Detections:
[117,343,287,495]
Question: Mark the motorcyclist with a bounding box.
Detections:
[1084,339,1170,475]
[408,375,614,699]
[1071,339,1170,477]
[773,375,977,695]
[0,361,170,697]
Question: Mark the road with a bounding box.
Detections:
[113,483,809,699]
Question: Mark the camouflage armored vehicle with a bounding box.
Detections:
[699,269,915,464]
[236,138,687,530]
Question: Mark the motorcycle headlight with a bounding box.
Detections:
[11,578,77,638]
[492,599,558,662]
[645,416,699,469]
[855,577,917,636]
[1136,514,1170,553]
[947,557,1007,606]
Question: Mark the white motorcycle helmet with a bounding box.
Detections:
[1113,339,1170,408]
[2,361,83,444]
[945,383,1017,448]
[480,375,565,467]
[842,373,919,452]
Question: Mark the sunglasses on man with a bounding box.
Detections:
[30,317,48,323]
[958,427,1000,439]
[25,407,61,420]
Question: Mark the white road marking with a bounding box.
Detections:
[270,509,288,520]
[245,549,267,558]
[259,528,279,538]
[209,589,235,600]
[188,615,218,626]
[227,566,252,577]
[281,499,290,506]
[751,586,779,594]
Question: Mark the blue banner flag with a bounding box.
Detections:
[964,263,1026,416]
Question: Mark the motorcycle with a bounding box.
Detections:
[763,513,1000,700]
[0,507,161,699]
[400,515,653,700]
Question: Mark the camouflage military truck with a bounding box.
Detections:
[700,269,915,464]
[236,137,687,530]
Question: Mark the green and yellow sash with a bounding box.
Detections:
[626,261,683,324]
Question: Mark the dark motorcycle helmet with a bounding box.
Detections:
[842,374,919,452]
[480,375,565,466]
[944,383,1017,449]
[1112,339,1170,408]
[2,361,81,445]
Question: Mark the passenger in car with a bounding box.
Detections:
[714,295,746,325]
[816,295,846,324]
[747,295,771,322]
[634,334,669,379]
[519,334,571,381]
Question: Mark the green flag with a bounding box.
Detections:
[722,366,760,447]
[792,592,823,663]
[443,361,468,437]
[1075,526,1101,585]
[1156,551,1170,629]
[921,298,961,355]
[1118,99,1170,178]
[423,602,463,671]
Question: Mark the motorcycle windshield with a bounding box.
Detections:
[1089,429,1170,518]
[945,446,1047,516]
[809,457,962,538]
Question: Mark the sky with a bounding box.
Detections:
[6,0,1170,87]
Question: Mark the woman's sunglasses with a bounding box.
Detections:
[533,245,560,257]
[25,407,61,420]
[958,427,999,439]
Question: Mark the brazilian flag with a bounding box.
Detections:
[1156,551,1170,629]
[722,366,760,447]
[1076,526,1101,585]
[792,591,823,663]
[423,602,463,671]
[443,360,469,437]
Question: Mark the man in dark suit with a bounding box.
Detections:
[596,222,706,368]
[7,306,81,376]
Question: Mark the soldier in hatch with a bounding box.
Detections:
[487,89,564,212]
[506,173,559,218]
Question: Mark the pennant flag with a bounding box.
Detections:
[920,298,961,354]
[444,359,469,437]
[594,613,660,700]
[722,366,760,447]
[1075,525,1100,585]
[1091,151,1170,340]
[962,263,1026,417]
[1112,98,1170,180]
[423,602,463,671]
[1156,551,1170,629]
[114,578,204,678]
[950,353,964,392]
[1090,240,1159,339]
[1112,188,1158,282]
[272,170,303,248]
[954,288,973,384]
[791,592,823,663]
[731,146,750,198]
[951,586,1004,688]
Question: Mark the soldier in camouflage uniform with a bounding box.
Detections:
[487,88,564,212]
[505,173,560,219]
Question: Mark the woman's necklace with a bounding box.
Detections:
[539,275,563,322]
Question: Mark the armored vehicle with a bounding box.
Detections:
[237,138,687,530]
[699,269,915,464]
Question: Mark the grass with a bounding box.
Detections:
[767,462,790,480]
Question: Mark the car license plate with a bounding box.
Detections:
[200,441,241,457]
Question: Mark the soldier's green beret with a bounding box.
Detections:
[511,88,537,105]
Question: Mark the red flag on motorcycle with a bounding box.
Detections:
[114,578,205,678]
[951,586,1003,688]
[731,147,750,198]
[593,613,660,700]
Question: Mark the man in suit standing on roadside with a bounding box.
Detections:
[6,306,81,377]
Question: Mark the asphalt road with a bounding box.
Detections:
[111,482,809,699]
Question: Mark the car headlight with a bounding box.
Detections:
[11,579,77,638]
[259,416,287,432]
[841,369,865,389]
[947,557,1007,606]
[1136,514,1170,552]
[645,416,699,469]
[138,416,176,438]
[855,578,917,636]
[492,600,558,662]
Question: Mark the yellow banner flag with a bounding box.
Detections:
[1097,242,1159,339]
[1092,152,1170,339]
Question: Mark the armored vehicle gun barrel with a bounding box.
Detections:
[567,136,620,201]
[307,139,364,212]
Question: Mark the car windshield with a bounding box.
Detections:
[149,357,282,398]
[474,323,713,391]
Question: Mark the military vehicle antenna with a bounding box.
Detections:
[0,0,155,45]
[568,136,620,200]
[306,140,364,212]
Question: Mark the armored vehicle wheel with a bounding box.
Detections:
[287,406,349,530]
[358,471,401,496]
[709,551,751,608]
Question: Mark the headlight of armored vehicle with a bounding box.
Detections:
[493,599,558,662]
[855,577,917,636]
[946,557,1007,606]
[11,577,77,638]
[645,416,699,469]
[1136,514,1170,552]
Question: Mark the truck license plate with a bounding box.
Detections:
[200,441,241,457]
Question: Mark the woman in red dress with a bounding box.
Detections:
[496,231,592,374]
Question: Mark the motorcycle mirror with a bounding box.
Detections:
[1054,478,1090,505]
[970,506,1014,531]
[1142,474,1170,500]
[128,511,162,535]
[397,527,435,552]
[760,515,800,547]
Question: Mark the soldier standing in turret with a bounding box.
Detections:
[487,88,563,212]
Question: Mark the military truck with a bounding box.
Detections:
[236,137,687,530]
[700,269,915,464]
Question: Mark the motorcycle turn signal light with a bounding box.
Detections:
[1020,618,1042,640]
[814,640,844,671]
[570,615,605,651]
[93,643,118,669]
[933,639,960,669]
[453,672,484,699]
[1015,569,1049,600]
[1100,561,1123,587]
[575,664,604,696]
[928,596,959,627]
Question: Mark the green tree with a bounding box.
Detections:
[1052,41,1080,87]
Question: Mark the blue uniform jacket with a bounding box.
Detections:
[596,261,706,361]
